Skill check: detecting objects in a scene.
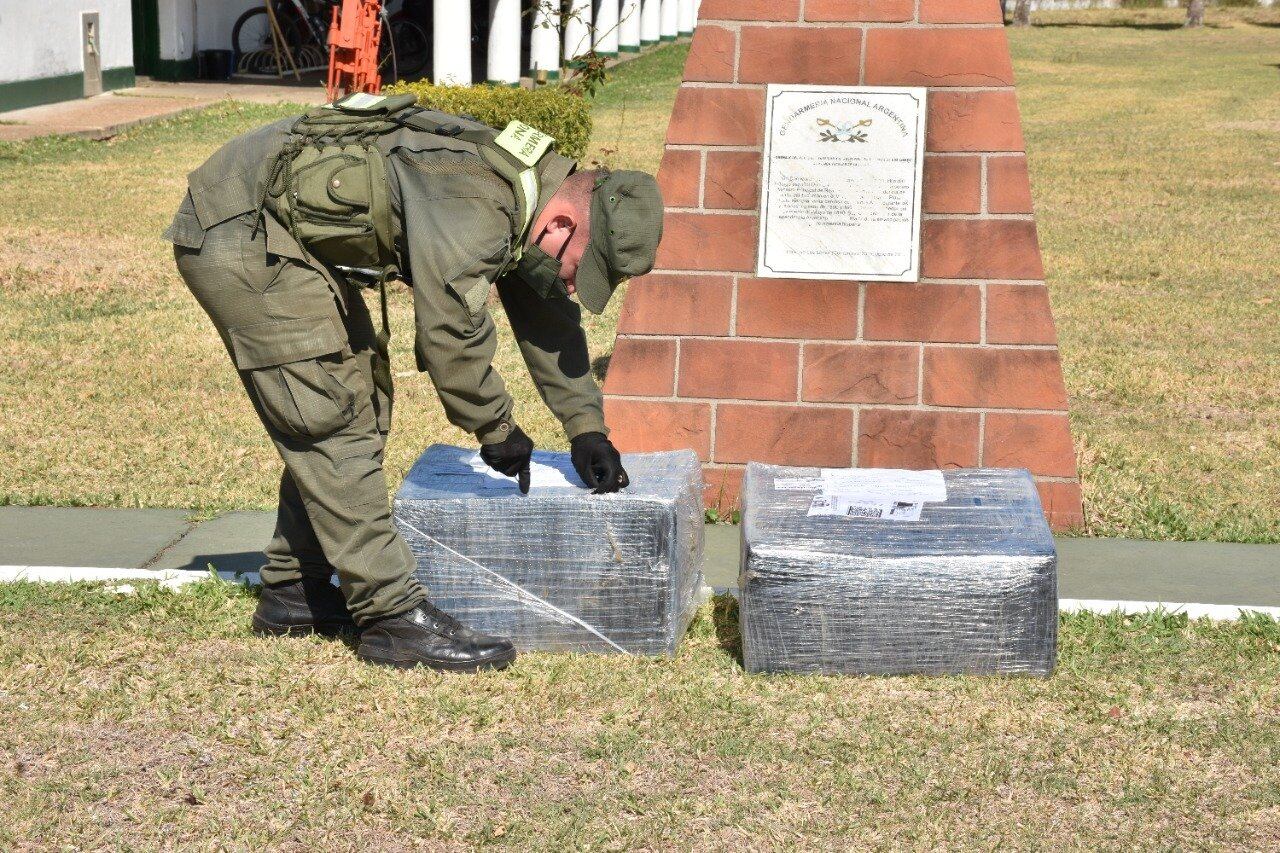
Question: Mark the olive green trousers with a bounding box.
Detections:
[175,212,426,625]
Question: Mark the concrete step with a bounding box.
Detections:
[0,507,1275,610]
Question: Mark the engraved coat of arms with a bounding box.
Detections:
[816,118,872,142]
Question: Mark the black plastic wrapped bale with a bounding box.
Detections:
[393,445,705,655]
[739,465,1057,676]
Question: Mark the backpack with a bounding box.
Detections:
[256,92,553,279]
[254,92,556,397]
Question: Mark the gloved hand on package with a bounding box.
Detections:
[570,432,630,494]
[479,421,534,495]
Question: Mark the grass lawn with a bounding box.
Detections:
[0,8,1277,541]
[0,580,1276,847]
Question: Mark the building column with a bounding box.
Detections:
[640,0,660,46]
[660,0,678,43]
[595,0,620,58]
[619,1,642,53]
[564,0,593,63]
[677,0,695,36]
[155,0,195,80]
[529,0,560,80]
[487,0,521,85]
[433,0,471,85]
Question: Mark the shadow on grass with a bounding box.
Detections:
[1028,22,1224,31]
[711,593,744,667]
[590,353,610,383]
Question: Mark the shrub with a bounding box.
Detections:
[381,82,593,161]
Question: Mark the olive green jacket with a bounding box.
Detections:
[167,111,606,444]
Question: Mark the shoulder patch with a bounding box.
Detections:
[331,92,386,111]
[494,121,555,168]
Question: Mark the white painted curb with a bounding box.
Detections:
[0,564,260,589]
[1058,598,1280,621]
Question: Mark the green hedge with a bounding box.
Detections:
[381,83,592,160]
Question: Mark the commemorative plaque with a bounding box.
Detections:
[757,85,927,282]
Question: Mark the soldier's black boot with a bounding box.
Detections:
[251,577,356,637]
[356,602,517,672]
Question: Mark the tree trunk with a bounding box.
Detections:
[1013,0,1031,28]
[1186,0,1205,29]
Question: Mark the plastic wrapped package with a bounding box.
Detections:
[739,465,1057,676]
[393,444,705,655]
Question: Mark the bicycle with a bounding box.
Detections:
[232,0,430,82]
[384,0,430,81]
[232,0,331,76]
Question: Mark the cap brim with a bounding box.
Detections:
[574,237,612,315]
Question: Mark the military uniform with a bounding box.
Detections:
[165,108,615,626]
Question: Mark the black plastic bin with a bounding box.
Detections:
[197,50,234,81]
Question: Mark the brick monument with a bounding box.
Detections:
[602,0,1084,530]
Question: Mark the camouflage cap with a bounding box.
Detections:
[575,170,663,315]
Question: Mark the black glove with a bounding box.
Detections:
[570,432,630,494]
[479,422,534,495]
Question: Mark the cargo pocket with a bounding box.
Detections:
[445,273,494,333]
[443,236,508,333]
[229,316,357,441]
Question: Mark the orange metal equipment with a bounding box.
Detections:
[327,0,384,100]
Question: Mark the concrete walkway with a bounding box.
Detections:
[0,507,1275,611]
[0,78,327,142]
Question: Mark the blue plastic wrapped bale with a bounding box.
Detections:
[739,465,1057,676]
[393,444,705,655]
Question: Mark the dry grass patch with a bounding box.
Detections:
[0,580,1276,848]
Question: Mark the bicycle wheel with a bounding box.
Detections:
[388,18,430,80]
[231,8,274,58]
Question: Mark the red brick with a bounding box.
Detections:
[603,399,711,458]
[923,347,1069,410]
[667,87,764,146]
[866,28,1014,87]
[739,27,862,85]
[927,91,1024,152]
[656,149,700,208]
[617,274,733,336]
[679,339,799,401]
[923,155,981,214]
[803,344,919,404]
[984,413,1077,477]
[704,465,744,514]
[806,0,914,22]
[684,25,736,83]
[922,220,1043,280]
[865,282,981,343]
[704,150,761,210]
[655,212,757,272]
[986,284,1058,345]
[699,0,800,21]
[920,0,1004,24]
[1036,480,1085,531]
[858,409,980,469]
[601,338,676,397]
[736,278,859,339]
[715,404,853,466]
[987,155,1034,213]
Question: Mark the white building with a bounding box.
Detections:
[0,1,136,111]
[0,1,698,113]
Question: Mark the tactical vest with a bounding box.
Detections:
[256,92,556,280]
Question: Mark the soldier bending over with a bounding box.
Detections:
[165,94,662,671]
